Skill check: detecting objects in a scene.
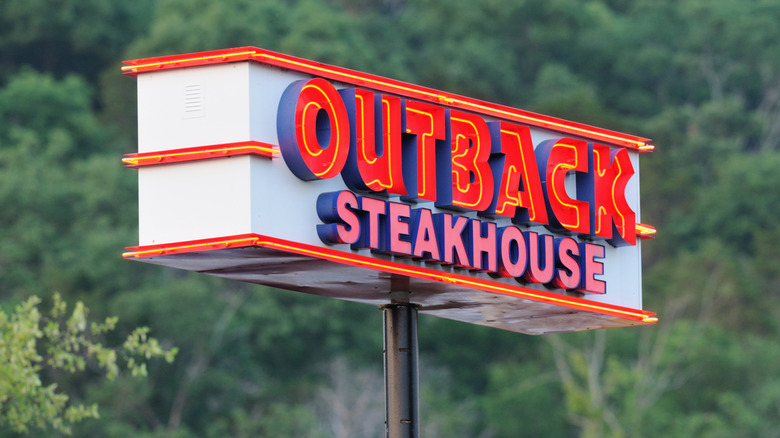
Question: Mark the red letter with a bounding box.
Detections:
[277,78,349,180]
[493,122,548,225]
[446,110,493,211]
[359,196,386,250]
[497,226,527,278]
[537,138,590,234]
[550,237,581,289]
[404,100,446,201]
[316,191,361,244]
[341,89,407,195]
[592,144,636,246]
[435,213,470,267]
[470,219,497,272]
[387,201,412,255]
[411,208,440,260]
[523,231,554,284]
[578,242,606,294]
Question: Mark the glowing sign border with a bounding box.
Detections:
[123,48,658,332]
[122,47,654,151]
[122,141,278,167]
[123,233,658,323]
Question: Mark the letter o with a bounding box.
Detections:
[277,78,350,180]
[497,226,527,278]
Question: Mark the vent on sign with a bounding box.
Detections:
[183,84,204,119]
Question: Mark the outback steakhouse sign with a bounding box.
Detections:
[122,47,657,334]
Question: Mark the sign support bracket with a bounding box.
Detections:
[382,290,420,438]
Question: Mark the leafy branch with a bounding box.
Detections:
[0,293,177,435]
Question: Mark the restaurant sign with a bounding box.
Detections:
[122,47,657,334]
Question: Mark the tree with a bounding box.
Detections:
[0,294,176,435]
[4,0,780,436]
[0,0,155,82]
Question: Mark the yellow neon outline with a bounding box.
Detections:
[355,93,375,164]
[122,237,261,258]
[121,51,258,72]
[635,224,656,236]
[301,83,344,177]
[497,129,539,222]
[251,53,649,148]
[593,147,607,236]
[406,106,436,199]
[258,240,654,321]
[379,96,398,191]
[450,115,488,209]
[550,143,583,230]
[121,144,278,166]
[354,93,400,192]
[495,162,518,216]
[593,147,607,178]
[300,100,324,157]
[123,235,657,322]
[611,152,627,238]
[124,50,650,149]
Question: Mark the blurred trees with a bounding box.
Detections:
[1,0,779,436]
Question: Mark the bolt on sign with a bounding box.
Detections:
[122,47,658,334]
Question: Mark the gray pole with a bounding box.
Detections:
[382,292,420,438]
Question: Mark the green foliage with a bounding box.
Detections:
[0,294,175,435]
[0,71,137,307]
[203,402,326,438]
[0,0,154,82]
[482,360,571,437]
[126,0,288,57]
[3,0,780,436]
[532,63,610,126]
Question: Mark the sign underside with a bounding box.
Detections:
[125,234,655,335]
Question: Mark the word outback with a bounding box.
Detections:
[277,78,637,248]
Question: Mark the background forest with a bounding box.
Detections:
[1,0,779,436]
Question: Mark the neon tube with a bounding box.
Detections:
[635,223,657,239]
[123,234,657,323]
[123,141,278,167]
[122,47,653,150]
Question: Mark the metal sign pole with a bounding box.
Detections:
[382,292,420,438]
